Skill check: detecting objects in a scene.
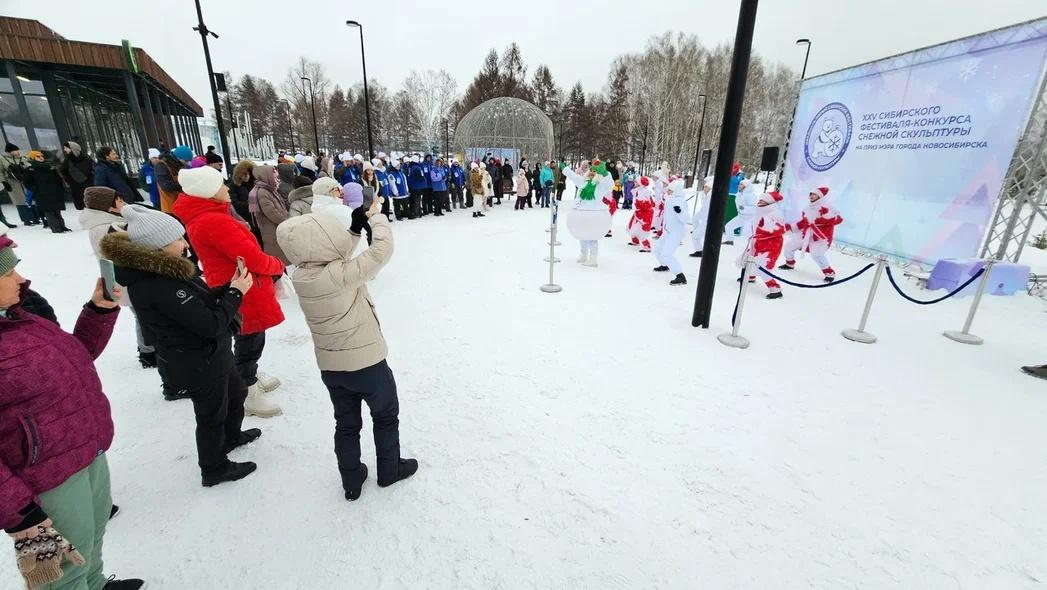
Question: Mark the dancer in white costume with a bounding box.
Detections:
[689,176,714,257]
[723,178,759,242]
[652,178,690,285]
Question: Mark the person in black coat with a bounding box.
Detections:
[93,146,140,204]
[22,151,71,233]
[501,160,514,199]
[59,141,94,210]
[100,205,260,487]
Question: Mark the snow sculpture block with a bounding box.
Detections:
[927,258,1029,296]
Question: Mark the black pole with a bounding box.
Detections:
[775,39,812,191]
[347,21,375,159]
[282,101,294,154]
[799,40,812,80]
[225,93,240,160]
[444,119,449,160]
[690,94,707,183]
[192,0,230,167]
[301,77,319,155]
[692,0,759,329]
[639,123,648,173]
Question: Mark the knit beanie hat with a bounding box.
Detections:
[84,186,118,211]
[178,166,225,198]
[0,231,19,276]
[122,205,185,249]
[341,182,363,208]
[205,151,223,165]
[190,155,207,169]
[4,143,18,154]
[311,177,341,197]
[294,154,305,164]
[147,148,161,159]
[171,145,193,162]
[300,157,317,172]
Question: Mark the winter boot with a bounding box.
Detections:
[472,212,478,218]
[103,576,145,590]
[0,208,14,229]
[138,351,157,369]
[1021,365,1047,380]
[653,265,669,272]
[778,261,796,270]
[722,240,734,245]
[766,291,783,300]
[202,460,257,487]
[604,231,612,238]
[822,267,836,283]
[345,464,369,502]
[689,251,703,257]
[256,372,281,393]
[584,255,598,267]
[163,387,192,401]
[577,254,588,263]
[670,273,687,286]
[109,504,120,520]
[244,384,282,418]
[225,428,262,453]
[378,458,419,488]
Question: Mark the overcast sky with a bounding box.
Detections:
[3,0,1043,111]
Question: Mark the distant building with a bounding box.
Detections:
[0,17,202,164]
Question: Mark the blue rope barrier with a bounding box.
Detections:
[730,266,747,327]
[757,263,876,289]
[885,265,985,305]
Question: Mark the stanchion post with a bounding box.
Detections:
[540,223,563,293]
[842,256,886,344]
[944,258,995,345]
[718,257,754,349]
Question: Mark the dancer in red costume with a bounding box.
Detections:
[778,186,844,283]
[626,176,655,252]
[737,190,787,299]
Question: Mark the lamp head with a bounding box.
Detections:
[346,20,361,27]
[796,38,811,46]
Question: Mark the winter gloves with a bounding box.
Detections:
[350,206,370,236]
[8,518,85,588]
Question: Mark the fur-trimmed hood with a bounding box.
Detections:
[99,232,196,283]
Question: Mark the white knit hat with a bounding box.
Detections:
[470,162,479,169]
[300,157,317,172]
[353,153,363,162]
[147,148,160,159]
[122,205,185,249]
[294,154,305,164]
[371,158,382,167]
[177,166,224,199]
[311,177,341,197]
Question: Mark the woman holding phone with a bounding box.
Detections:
[173,166,285,418]
[101,205,260,487]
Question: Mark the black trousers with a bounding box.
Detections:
[43,211,67,232]
[409,191,423,218]
[450,184,463,208]
[70,182,88,210]
[433,190,448,216]
[321,360,401,489]
[422,188,434,215]
[393,198,410,220]
[233,331,266,386]
[189,367,247,474]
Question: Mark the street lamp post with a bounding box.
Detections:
[225,92,240,160]
[280,99,294,154]
[300,76,320,155]
[774,38,813,190]
[444,118,449,160]
[346,21,375,160]
[192,0,230,168]
[689,94,708,184]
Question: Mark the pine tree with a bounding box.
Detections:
[459,49,503,114]
[529,65,562,117]
[563,83,588,161]
[500,42,531,101]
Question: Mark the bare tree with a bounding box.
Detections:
[403,69,459,152]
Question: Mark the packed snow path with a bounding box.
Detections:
[2,198,1045,589]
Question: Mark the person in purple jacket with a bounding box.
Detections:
[430,157,449,217]
[0,231,144,589]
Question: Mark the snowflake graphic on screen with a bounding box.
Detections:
[958,58,979,81]
[986,92,1006,113]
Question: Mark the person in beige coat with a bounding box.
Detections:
[276,198,417,501]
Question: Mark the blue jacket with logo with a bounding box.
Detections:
[390,168,408,198]
[374,168,392,197]
[430,165,449,192]
[450,164,465,187]
[407,162,428,191]
[338,163,361,186]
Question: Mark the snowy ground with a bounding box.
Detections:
[2,194,1047,590]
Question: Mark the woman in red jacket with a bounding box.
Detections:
[173,166,284,418]
[0,233,144,589]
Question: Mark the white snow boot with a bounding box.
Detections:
[583,254,598,267]
[577,253,588,263]
[256,372,281,393]
[245,384,282,418]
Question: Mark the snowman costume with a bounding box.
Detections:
[653,178,690,285]
[779,186,844,281]
[690,176,714,256]
[562,161,614,267]
[627,177,655,252]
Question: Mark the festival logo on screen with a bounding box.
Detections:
[804,102,852,171]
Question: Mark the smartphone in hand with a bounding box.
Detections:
[99,259,117,302]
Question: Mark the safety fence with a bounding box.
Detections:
[719,256,997,349]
